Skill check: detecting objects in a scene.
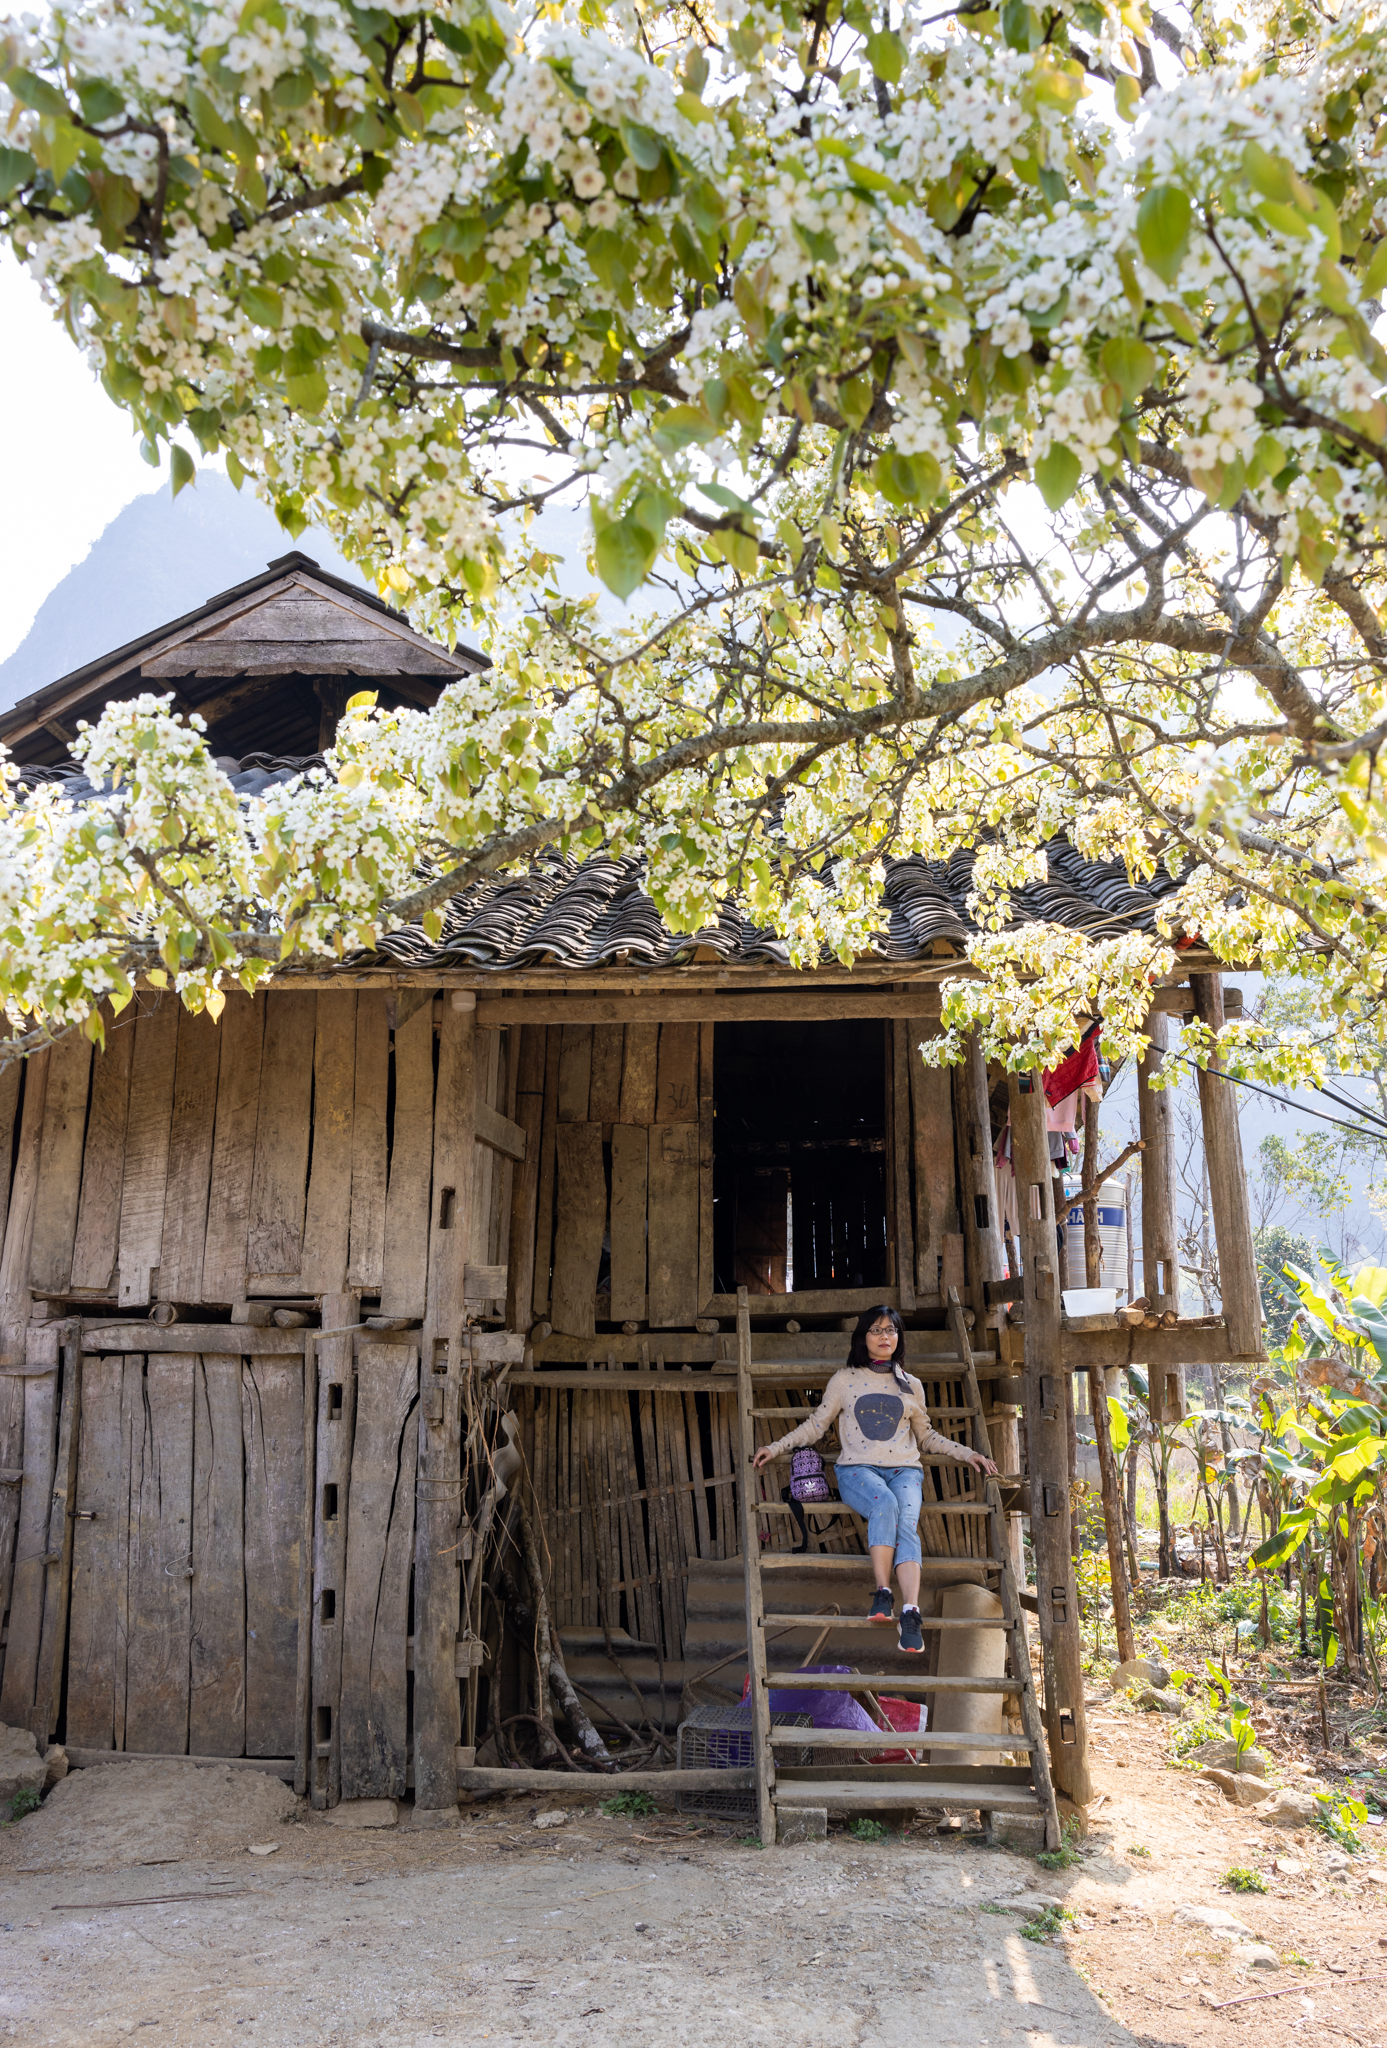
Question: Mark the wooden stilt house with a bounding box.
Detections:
[0,555,1266,1829]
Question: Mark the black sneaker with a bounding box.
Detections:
[898,1607,925,1655]
[868,1587,895,1624]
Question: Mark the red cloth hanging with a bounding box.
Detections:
[1042,1025,1100,1108]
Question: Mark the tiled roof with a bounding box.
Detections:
[367,840,1185,971]
[17,754,1183,969]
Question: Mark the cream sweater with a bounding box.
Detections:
[772,1365,965,1469]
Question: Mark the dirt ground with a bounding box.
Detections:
[0,1703,1384,2048]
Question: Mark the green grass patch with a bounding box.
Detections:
[848,1817,889,1843]
[600,1790,658,1819]
[1127,1843,1151,1858]
[1021,1906,1073,1942]
[5,1786,40,1824]
[1036,1818,1084,1870]
[1222,1867,1269,1893]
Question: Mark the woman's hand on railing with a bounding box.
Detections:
[752,1444,778,1470]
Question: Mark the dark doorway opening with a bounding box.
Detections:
[712,1020,889,1296]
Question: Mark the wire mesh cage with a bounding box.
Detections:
[675,1701,815,1819]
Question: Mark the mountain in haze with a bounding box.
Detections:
[0,474,366,712]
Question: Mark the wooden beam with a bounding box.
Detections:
[475,1099,526,1163]
[478,991,946,1026]
[1060,1319,1255,1371]
[458,1765,754,1795]
[1010,1071,1090,1810]
[1137,1009,1185,1422]
[704,1286,898,1317]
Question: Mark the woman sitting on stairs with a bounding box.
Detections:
[751,1305,996,1655]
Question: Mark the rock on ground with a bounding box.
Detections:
[0,1723,44,1805]
[1109,1657,1171,1691]
[4,1760,298,1868]
[1201,1768,1274,1807]
[1187,1738,1267,1776]
[1257,1788,1320,1828]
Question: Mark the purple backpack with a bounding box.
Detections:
[789,1448,831,1503]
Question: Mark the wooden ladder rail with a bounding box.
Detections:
[736,1285,778,1846]
[948,1287,1061,1852]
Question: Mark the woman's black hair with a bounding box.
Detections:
[847,1305,911,1393]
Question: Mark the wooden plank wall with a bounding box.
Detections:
[514,1022,709,1339]
[0,987,517,1727]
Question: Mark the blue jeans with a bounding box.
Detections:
[833,1464,924,1567]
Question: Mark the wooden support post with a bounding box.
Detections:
[1189,975,1263,1360]
[1087,1360,1136,1666]
[954,1034,1007,1320]
[736,1286,776,1847]
[309,1290,360,1808]
[1009,1072,1091,1809]
[414,1002,476,1811]
[1137,1010,1185,1422]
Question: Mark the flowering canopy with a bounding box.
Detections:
[4,0,1387,1074]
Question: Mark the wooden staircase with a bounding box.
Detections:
[735,1285,1061,1849]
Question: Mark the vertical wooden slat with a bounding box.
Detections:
[117,998,179,1308]
[647,1124,699,1326]
[954,1030,1006,1319]
[200,993,265,1306]
[890,1021,917,1313]
[910,1017,956,1298]
[34,1325,82,1745]
[65,1353,124,1748]
[468,1028,502,1283]
[246,991,316,1289]
[618,1024,658,1125]
[29,1035,93,1297]
[0,1053,48,1334]
[505,1026,544,1334]
[379,1001,435,1319]
[191,1354,247,1755]
[549,1123,606,1340]
[588,1026,624,1123]
[654,1024,699,1124]
[340,1340,418,1800]
[300,991,357,1297]
[698,1025,715,1311]
[70,1017,135,1294]
[609,1126,648,1324]
[685,1389,712,1559]
[531,1027,561,1319]
[158,1008,221,1305]
[0,1050,23,1261]
[557,1024,593,1122]
[114,1357,138,1750]
[243,1351,306,1757]
[124,1352,195,1755]
[0,1324,60,1726]
[310,1296,359,1806]
[413,1002,476,1809]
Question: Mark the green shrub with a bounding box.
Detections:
[1021,1906,1073,1942]
[848,1817,888,1843]
[6,1787,40,1823]
[1316,1795,1369,1853]
[1222,1867,1269,1893]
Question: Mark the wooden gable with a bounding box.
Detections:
[139,577,465,680]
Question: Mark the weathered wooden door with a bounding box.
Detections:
[65,1348,303,1757]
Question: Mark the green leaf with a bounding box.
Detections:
[864,29,905,82]
[1034,444,1081,509]
[5,68,73,122]
[594,511,659,599]
[1001,0,1041,49]
[838,374,873,429]
[620,121,664,172]
[1241,141,1294,205]
[1107,1395,1130,1453]
[284,370,329,412]
[242,284,284,329]
[0,148,35,202]
[1114,74,1141,123]
[1251,1510,1314,1569]
[1099,336,1156,404]
[652,405,716,453]
[1136,184,1192,284]
[169,444,196,498]
[75,77,126,125]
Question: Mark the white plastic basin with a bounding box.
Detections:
[1061,1287,1118,1317]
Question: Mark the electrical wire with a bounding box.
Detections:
[1165,1050,1386,1140]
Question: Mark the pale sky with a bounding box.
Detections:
[0,251,184,664]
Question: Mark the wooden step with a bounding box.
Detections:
[756,1553,1003,1571]
[755,1499,992,1518]
[769,1727,1033,1752]
[763,1671,1022,1694]
[773,1778,1043,1812]
[761,1611,1008,1631]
